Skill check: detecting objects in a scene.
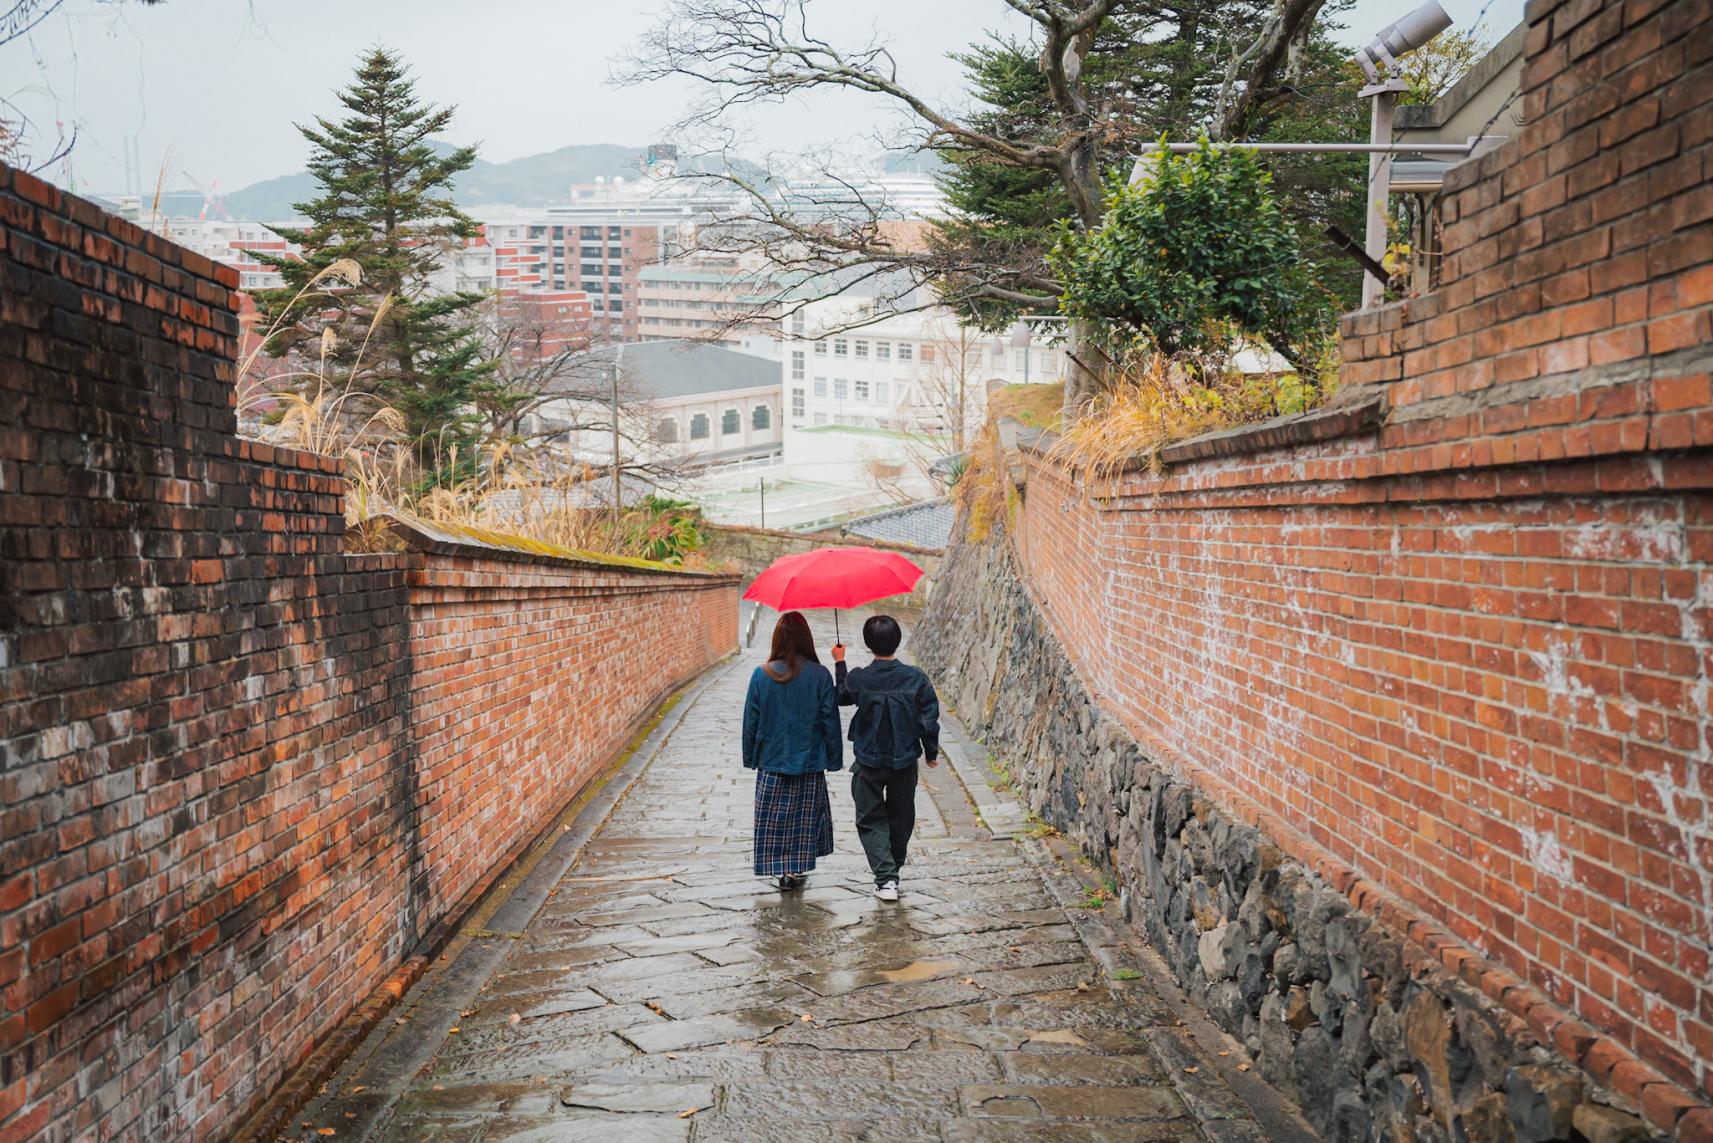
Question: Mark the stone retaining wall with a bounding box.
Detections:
[703,523,943,612]
[918,522,1664,1142]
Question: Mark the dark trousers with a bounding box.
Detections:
[851,762,918,884]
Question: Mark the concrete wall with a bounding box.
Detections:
[0,163,738,1142]
[922,1,1713,1138]
[703,523,943,610]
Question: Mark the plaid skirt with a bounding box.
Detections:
[752,770,835,876]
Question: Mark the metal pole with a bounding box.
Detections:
[610,354,621,537]
[1156,141,1468,154]
[1361,82,1407,309]
[758,478,766,529]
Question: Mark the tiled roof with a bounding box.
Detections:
[839,498,954,552]
[563,340,778,400]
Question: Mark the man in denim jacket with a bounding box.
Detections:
[831,615,940,902]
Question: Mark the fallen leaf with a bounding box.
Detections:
[1027,1028,1090,1047]
[508,1013,521,1025]
[676,1108,700,1119]
[1238,1063,1251,1072]
[316,1131,337,1138]
[350,1087,366,1094]
[664,1053,679,1060]
[447,1027,460,1034]
[1075,982,1091,993]
[1218,1051,1230,1057]
[1183,1067,1198,1074]
[343,1113,355,1119]
[799,1013,813,1023]
[461,1008,477,1018]
[393,1018,407,1025]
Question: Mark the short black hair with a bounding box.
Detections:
[863,614,902,656]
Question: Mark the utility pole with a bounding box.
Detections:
[758,478,766,529]
[610,347,623,537]
[1359,79,1407,309]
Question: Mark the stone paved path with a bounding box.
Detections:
[289,613,1313,1142]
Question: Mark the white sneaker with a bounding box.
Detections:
[876,881,899,902]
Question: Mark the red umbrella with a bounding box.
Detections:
[743,546,925,643]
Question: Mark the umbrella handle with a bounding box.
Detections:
[836,609,841,646]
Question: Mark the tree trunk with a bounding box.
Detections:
[1062,319,1105,425]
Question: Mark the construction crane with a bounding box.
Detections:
[182,172,230,221]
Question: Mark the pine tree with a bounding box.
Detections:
[249,47,500,459]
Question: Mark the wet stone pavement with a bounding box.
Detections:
[289,613,1312,1142]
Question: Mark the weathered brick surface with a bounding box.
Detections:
[0,163,737,1142]
[929,0,1712,1134]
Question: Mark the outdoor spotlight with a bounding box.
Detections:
[1355,0,1453,83]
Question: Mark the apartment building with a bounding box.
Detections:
[496,289,595,360]
[137,215,291,291]
[636,254,784,349]
[483,216,660,341]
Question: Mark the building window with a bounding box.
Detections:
[752,404,770,430]
[722,408,740,434]
[833,379,848,400]
[791,388,805,417]
[855,379,870,401]
[813,377,828,398]
[655,418,680,444]
[792,311,805,334]
[833,339,848,357]
[813,412,829,426]
[814,341,828,356]
[791,350,805,380]
[919,344,936,363]
[854,340,869,359]
[875,381,889,405]
[876,341,891,360]
[691,413,710,440]
[897,343,914,362]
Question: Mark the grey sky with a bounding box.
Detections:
[8,0,1522,197]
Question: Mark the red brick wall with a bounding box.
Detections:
[0,164,737,1142]
[1012,0,1713,1125]
[407,553,735,920]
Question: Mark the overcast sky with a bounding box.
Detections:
[8,0,1523,197]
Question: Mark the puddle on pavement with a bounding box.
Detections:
[878,958,958,983]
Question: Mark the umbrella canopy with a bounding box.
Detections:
[743,546,925,612]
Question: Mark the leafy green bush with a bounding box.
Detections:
[631,495,707,565]
[1049,139,1335,374]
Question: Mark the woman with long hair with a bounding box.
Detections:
[741,611,842,890]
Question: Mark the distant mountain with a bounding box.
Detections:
[212,142,661,222]
[174,142,879,223]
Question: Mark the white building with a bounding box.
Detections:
[110,208,293,291]
[779,297,1065,443]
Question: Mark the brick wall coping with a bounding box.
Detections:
[380,512,740,580]
[1013,391,1388,475]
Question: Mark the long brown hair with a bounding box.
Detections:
[763,611,819,682]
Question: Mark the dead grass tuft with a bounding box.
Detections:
[1050,347,1336,482]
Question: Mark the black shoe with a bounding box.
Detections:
[777,874,806,891]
